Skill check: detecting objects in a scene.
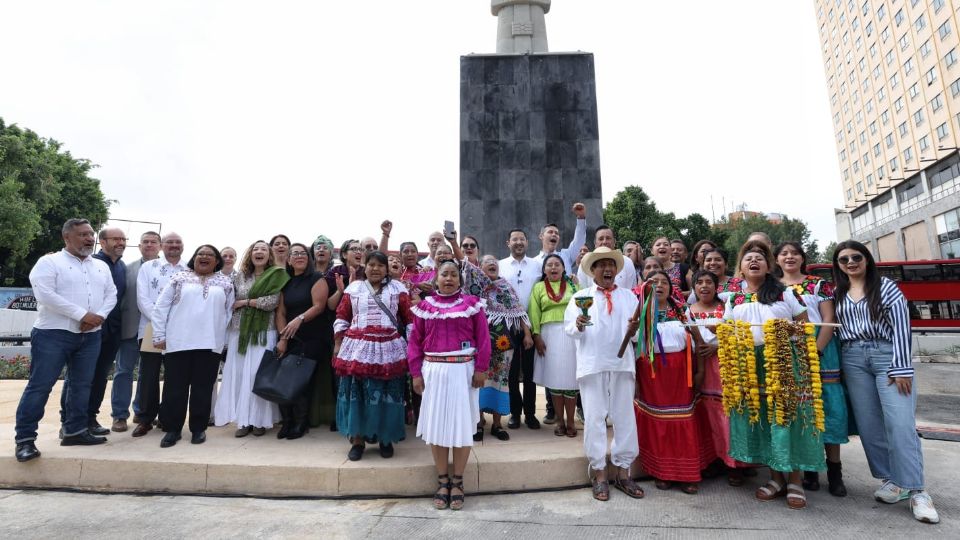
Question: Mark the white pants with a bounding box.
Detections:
[578,370,638,471]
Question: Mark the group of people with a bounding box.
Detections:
[10,210,938,523]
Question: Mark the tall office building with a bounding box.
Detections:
[817,0,960,260]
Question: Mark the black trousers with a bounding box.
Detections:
[158,349,221,434]
[508,338,537,418]
[280,338,322,425]
[138,349,164,424]
[60,329,121,425]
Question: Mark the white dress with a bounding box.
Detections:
[214,272,281,429]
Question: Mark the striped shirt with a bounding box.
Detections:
[835,277,913,378]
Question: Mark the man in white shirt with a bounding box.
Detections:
[498,229,541,429]
[533,202,587,274]
[419,231,446,270]
[15,219,118,462]
[565,247,644,501]
[131,232,185,437]
[577,225,638,290]
[112,230,160,431]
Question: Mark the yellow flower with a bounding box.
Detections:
[495,335,512,351]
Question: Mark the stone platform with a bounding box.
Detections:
[0,380,594,498]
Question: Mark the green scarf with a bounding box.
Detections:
[237,266,290,354]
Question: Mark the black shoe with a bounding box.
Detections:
[507,416,521,429]
[190,431,206,445]
[58,428,64,440]
[160,432,181,448]
[364,435,378,444]
[133,415,144,425]
[348,444,365,461]
[329,421,338,432]
[490,425,510,441]
[277,423,291,440]
[473,426,484,442]
[88,422,110,436]
[286,422,309,440]
[827,461,847,497]
[802,470,821,491]
[525,416,541,430]
[15,441,40,462]
[542,412,557,425]
[379,442,394,458]
[61,431,107,446]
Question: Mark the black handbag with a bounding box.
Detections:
[252,345,317,405]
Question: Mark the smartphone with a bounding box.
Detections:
[443,220,455,236]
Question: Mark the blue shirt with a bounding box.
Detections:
[93,250,126,336]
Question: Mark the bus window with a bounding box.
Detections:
[878,266,902,281]
[942,264,960,280]
[902,264,941,281]
[809,267,832,281]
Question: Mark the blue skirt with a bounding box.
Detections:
[336,375,407,444]
[819,333,851,445]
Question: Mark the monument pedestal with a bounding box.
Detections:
[459,53,603,257]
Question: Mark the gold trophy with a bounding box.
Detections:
[574,296,594,326]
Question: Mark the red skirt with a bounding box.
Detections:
[635,350,717,483]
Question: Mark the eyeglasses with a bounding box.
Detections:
[104,237,127,242]
[347,247,364,253]
[290,251,308,257]
[838,254,864,264]
[461,243,477,249]
[195,252,217,258]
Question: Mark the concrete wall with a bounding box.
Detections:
[459,53,604,259]
[0,309,37,338]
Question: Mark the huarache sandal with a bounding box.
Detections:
[591,476,610,502]
[614,473,645,499]
[554,424,567,437]
[565,423,577,438]
[434,474,451,510]
[786,483,807,509]
[655,479,672,490]
[450,475,465,511]
[755,479,786,501]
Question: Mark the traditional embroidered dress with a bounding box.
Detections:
[785,276,850,444]
[463,263,528,415]
[408,290,491,448]
[333,279,413,444]
[723,289,826,472]
[634,306,716,483]
[687,302,737,468]
[529,278,579,392]
[214,271,282,429]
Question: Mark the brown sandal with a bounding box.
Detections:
[614,474,645,499]
[655,479,672,490]
[565,423,577,437]
[786,483,806,510]
[755,480,786,501]
[727,469,745,487]
[680,483,699,495]
[591,476,609,501]
[554,424,567,437]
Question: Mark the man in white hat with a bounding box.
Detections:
[576,225,637,290]
[565,247,644,501]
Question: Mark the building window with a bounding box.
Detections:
[853,160,861,172]
[937,122,950,140]
[904,57,915,75]
[899,121,909,137]
[870,43,877,57]
[900,34,910,51]
[882,109,890,124]
[878,165,886,179]
[934,0,945,13]
[856,181,864,193]
[890,156,899,171]
[939,21,953,41]
[856,111,863,124]
[878,86,887,100]
[882,25,890,42]
[952,78,960,98]
[870,120,878,134]
[862,78,870,92]
[919,135,930,152]
[886,133,895,148]
[931,163,960,199]
[914,14,926,33]
[890,72,899,88]
[840,149,847,161]
[909,82,919,99]
[914,109,925,127]
[921,39,932,58]
[927,67,939,85]
[873,65,881,79]
[860,130,867,144]
[867,173,874,187]
[847,188,853,200]
[858,57,866,72]
[904,146,914,163]
[886,49,895,66]
[935,208,960,258]
[947,49,958,69]
[849,69,856,85]
[895,97,904,112]
[850,140,857,153]
[898,178,924,207]
[874,142,882,157]
[895,9,904,26]
[932,93,944,112]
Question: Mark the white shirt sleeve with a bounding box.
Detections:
[28,256,87,322]
[564,293,586,338]
[137,263,153,317]
[151,278,176,344]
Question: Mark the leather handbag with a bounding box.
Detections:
[252,345,317,405]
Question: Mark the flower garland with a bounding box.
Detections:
[716,320,760,423]
[805,323,826,432]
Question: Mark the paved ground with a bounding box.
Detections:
[0,364,956,538]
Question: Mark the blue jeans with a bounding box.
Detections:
[841,339,925,490]
[15,328,101,443]
[111,337,142,419]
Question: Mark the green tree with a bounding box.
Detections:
[715,214,818,261]
[0,118,110,285]
[815,241,839,264]
[602,185,728,253]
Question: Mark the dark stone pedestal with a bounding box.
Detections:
[459,53,603,259]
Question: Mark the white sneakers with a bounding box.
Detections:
[909,491,940,524]
[875,480,939,524]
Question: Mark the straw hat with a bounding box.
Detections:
[579,246,624,276]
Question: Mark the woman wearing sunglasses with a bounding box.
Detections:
[832,241,939,524]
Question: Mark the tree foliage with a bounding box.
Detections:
[603,186,728,253]
[0,118,110,285]
[715,214,819,263]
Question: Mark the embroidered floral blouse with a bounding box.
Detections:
[228,272,281,331]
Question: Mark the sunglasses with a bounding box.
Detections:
[461,243,477,249]
[838,254,864,265]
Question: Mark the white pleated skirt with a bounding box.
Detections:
[214,329,280,429]
[533,322,578,391]
[417,360,480,448]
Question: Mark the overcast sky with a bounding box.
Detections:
[2,1,839,261]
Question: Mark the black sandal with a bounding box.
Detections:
[615,473,645,499]
[450,475,465,511]
[802,471,821,491]
[490,425,510,441]
[473,422,484,442]
[434,475,451,510]
[591,476,609,501]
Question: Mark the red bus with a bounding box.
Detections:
[808,259,960,330]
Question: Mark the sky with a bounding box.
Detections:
[1,1,840,261]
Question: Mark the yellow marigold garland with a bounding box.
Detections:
[717,320,761,424]
[805,323,826,432]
